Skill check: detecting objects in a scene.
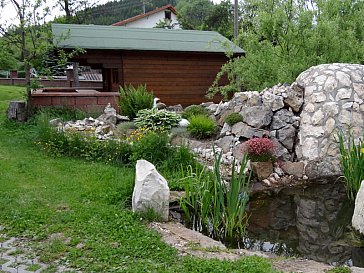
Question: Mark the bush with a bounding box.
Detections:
[130,131,171,166]
[338,131,364,201]
[119,84,154,119]
[181,105,209,120]
[243,137,275,162]
[135,108,181,132]
[187,115,217,139]
[225,112,243,126]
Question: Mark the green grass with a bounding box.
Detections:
[0,85,280,272]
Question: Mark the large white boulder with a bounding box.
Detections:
[352,180,364,235]
[132,160,170,221]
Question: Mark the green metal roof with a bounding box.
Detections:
[52,24,244,54]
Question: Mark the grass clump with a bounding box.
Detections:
[182,105,209,120]
[187,115,217,139]
[135,108,181,132]
[180,150,251,238]
[338,131,364,201]
[225,112,243,126]
[119,84,154,119]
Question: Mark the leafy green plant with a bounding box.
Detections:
[130,131,171,166]
[180,150,251,238]
[187,115,217,139]
[135,108,181,132]
[225,112,243,126]
[181,105,209,120]
[119,84,154,119]
[338,131,364,201]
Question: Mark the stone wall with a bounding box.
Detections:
[295,63,364,177]
[203,63,364,181]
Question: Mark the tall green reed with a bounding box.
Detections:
[338,131,364,201]
[180,150,251,238]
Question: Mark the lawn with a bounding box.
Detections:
[0,85,279,272]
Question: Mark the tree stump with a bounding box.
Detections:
[7,101,27,122]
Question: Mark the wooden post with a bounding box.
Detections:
[7,101,27,122]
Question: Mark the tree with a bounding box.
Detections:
[0,39,17,70]
[56,0,97,23]
[0,0,52,111]
[176,0,214,30]
[203,0,234,39]
[208,0,364,97]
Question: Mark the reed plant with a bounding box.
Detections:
[338,131,364,201]
[180,150,251,238]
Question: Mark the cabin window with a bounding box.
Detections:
[112,68,119,84]
[165,10,171,20]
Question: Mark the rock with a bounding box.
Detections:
[281,162,305,178]
[49,118,63,127]
[179,118,190,127]
[103,103,117,115]
[251,161,273,180]
[276,125,296,151]
[97,113,117,125]
[132,160,170,221]
[215,136,234,153]
[271,109,295,130]
[168,104,183,113]
[220,123,231,137]
[352,180,364,236]
[262,92,284,111]
[272,139,291,161]
[304,158,341,179]
[231,122,269,139]
[284,83,304,112]
[116,114,130,122]
[240,106,273,128]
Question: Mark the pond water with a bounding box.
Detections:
[229,182,364,267]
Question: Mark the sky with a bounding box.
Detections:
[0,0,223,27]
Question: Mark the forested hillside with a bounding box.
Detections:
[77,0,177,25]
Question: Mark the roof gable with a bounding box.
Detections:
[112,4,177,26]
[52,24,245,55]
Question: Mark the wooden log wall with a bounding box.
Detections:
[122,51,228,106]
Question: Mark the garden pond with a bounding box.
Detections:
[181,181,364,267]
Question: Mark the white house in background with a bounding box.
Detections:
[111,4,180,29]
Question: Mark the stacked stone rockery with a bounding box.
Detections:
[194,63,364,184]
[50,103,129,140]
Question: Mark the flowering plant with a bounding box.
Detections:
[244,137,275,162]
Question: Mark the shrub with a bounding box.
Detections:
[225,112,243,126]
[181,105,209,120]
[187,115,217,139]
[180,150,251,238]
[338,131,364,201]
[244,137,275,162]
[130,131,171,166]
[119,84,154,119]
[135,108,181,132]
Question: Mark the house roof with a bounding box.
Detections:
[112,4,177,26]
[52,24,245,54]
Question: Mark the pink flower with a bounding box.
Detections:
[244,137,275,162]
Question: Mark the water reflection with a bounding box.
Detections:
[237,182,364,267]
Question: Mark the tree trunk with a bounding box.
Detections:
[72,62,79,87]
[7,101,27,122]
